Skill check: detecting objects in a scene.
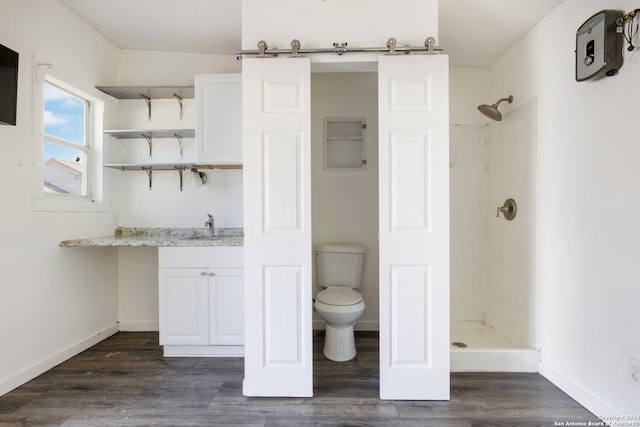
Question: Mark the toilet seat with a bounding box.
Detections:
[317,287,362,306]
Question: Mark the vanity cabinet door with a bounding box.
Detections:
[208,268,244,345]
[159,268,209,346]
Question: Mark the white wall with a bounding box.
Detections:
[489,0,640,415]
[107,96,243,229]
[450,68,489,126]
[241,0,438,51]
[117,50,239,86]
[0,0,120,396]
[311,72,379,330]
[113,49,242,330]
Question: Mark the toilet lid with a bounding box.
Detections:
[317,288,363,305]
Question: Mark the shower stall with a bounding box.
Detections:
[449,99,539,372]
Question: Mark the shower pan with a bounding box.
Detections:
[450,322,539,372]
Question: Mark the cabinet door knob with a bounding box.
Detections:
[209,272,216,277]
[200,272,207,277]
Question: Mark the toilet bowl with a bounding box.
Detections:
[315,288,365,361]
[314,244,366,362]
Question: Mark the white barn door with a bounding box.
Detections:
[242,57,313,397]
[378,54,450,400]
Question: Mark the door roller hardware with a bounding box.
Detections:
[237,37,443,60]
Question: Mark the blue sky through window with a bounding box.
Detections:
[43,82,86,161]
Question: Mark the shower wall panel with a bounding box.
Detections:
[449,125,488,323]
[485,100,537,348]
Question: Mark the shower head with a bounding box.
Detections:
[477,95,513,121]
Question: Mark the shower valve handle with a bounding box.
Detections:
[496,205,513,217]
[496,198,517,220]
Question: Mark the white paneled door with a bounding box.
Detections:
[242,54,449,399]
[378,55,450,400]
[242,57,313,397]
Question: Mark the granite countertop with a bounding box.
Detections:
[60,227,243,247]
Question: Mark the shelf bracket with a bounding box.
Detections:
[144,168,153,191]
[139,94,152,121]
[174,133,184,159]
[173,94,184,120]
[175,166,186,191]
[141,134,153,158]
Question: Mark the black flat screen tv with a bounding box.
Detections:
[0,43,19,126]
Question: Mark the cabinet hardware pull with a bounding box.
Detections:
[209,272,216,277]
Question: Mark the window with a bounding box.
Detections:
[42,81,91,198]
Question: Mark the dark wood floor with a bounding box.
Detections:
[0,332,600,426]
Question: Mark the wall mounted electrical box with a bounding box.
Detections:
[576,10,624,81]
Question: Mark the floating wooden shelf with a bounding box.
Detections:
[96,85,194,120]
[96,86,194,99]
[104,129,195,158]
[103,163,242,191]
[104,129,195,139]
[103,163,242,171]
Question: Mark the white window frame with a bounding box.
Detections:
[43,80,91,199]
[31,71,106,213]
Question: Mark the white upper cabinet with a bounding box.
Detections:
[195,74,243,165]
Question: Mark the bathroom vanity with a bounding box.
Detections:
[60,228,244,357]
[158,246,244,357]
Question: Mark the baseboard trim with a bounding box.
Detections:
[118,321,159,332]
[539,361,617,418]
[163,345,244,357]
[0,323,119,397]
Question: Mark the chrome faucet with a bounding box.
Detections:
[205,213,215,237]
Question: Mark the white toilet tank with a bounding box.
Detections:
[315,243,365,288]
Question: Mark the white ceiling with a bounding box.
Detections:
[59,0,564,68]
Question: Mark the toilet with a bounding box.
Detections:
[314,243,366,362]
